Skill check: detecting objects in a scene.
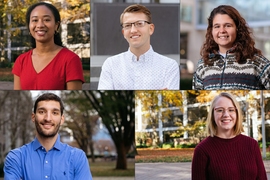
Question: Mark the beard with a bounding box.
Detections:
[35,118,61,138]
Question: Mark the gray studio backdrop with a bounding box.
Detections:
[90,2,180,89]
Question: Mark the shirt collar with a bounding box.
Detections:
[33,134,63,151]
[127,46,154,62]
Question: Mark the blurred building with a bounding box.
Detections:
[180,0,270,75]
[135,91,270,145]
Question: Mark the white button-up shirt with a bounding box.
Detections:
[98,46,180,90]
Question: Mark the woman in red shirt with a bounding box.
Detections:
[12,2,85,90]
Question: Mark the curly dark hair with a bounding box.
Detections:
[201,5,261,65]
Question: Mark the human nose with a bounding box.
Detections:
[130,24,138,32]
[44,112,52,120]
[36,19,45,27]
[222,109,230,116]
[219,26,226,33]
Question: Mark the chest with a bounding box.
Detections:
[32,54,58,73]
[21,150,74,180]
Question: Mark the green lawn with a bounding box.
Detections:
[90,159,135,177]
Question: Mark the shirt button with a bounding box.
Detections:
[45,175,48,178]
[45,161,48,163]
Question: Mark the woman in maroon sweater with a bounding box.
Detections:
[192,92,267,180]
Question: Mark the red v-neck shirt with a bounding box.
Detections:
[12,48,85,90]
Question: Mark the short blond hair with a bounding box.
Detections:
[120,4,152,25]
[206,92,244,137]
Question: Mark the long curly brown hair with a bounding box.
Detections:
[201,5,261,65]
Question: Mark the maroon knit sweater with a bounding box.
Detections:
[192,134,267,180]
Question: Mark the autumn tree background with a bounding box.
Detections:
[135,90,270,148]
[0,0,90,64]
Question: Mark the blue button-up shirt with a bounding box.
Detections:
[4,135,92,180]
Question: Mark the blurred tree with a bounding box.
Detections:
[0,91,33,164]
[83,91,135,170]
[61,91,98,163]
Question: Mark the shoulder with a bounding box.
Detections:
[7,142,33,158]
[237,134,258,145]
[105,52,126,61]
[153,51,177,63]
[63,144,86,156]
[59,48,80,58]
[15,50,32,62]
[252,54,270,64]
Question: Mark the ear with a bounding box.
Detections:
[122,29,125,37]
[149,23,155,36]
[55,21,60,31]
[60,115,65,125]
[31,113,35,123]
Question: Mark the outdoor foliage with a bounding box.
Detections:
[0,0,90,63]
[83,91,135,170]
[61,91,99,162]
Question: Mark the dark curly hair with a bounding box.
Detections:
[201,5,261,65]
[26,2,63,48]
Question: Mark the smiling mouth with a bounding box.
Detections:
[218,35,229,39]
[36,30,46,36]
[130,35,140,39]
[221,119,231,123]
[42,123,53,129]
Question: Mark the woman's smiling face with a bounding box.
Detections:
[212,14,237,53]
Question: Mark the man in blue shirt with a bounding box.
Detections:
[4,93,92,180]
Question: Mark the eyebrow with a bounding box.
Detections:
[37,107,60,112]
[213,22,233,26]
[31,15,52,18]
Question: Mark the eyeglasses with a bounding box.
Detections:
[214,107,237,115]
[121,20,151,30]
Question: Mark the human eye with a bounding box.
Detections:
[215,108,223,113]
[38,109,45,114]
[228,108,236,113]
[52,111,60,115]
[136,21,144,27]
[31,19,38,22]
[123,23,131,29]
[44,18,51,22]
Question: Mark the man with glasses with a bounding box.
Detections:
[98,4,180,90]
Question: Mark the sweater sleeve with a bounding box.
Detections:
[192,145,208,180]
[253,142,267,180]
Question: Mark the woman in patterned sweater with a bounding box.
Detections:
[192,92,267,180]
[193,5,270,90]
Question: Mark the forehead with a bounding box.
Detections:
[122,12,148,23]
[214,96,234,107]
[212,13,235,24]
[37,100,60,110]
[30,5,54,17]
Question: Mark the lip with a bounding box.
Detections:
[130,35,140,39]
[218,35,229,39]
[221,119,231,123]
[42,123,53,129]
[35,30,47,36]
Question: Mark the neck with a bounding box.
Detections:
[34,41,60,55]
[216,130,235,139]
[36,134,58,152]
[130,45,150,60]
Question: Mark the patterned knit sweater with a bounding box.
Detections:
[192,134,267,180]
[192,53,270,90]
